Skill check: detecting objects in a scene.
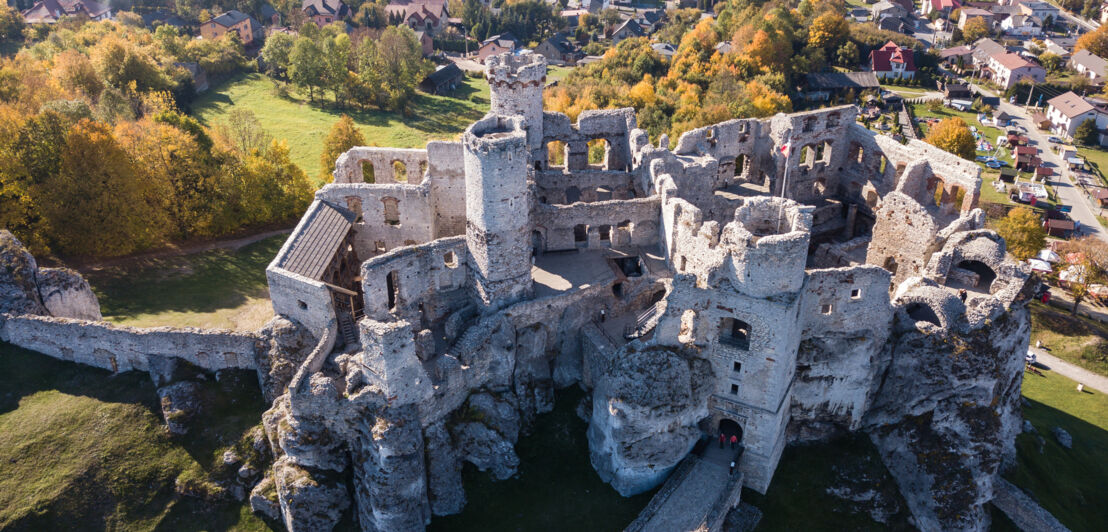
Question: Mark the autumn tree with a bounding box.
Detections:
[1038,51,1062,72]
[1075,24,1108,58]
[925,117,976,160]
[808,13,849,51]
[995,207,1045,261]
[41,119,170,256]
[962,16,989,43]
[321,115,365,182]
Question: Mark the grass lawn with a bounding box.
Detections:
[911,103,1006,146]
[1030,302,1108,376]
[1077,146,1108,186]
[0,343,270,531]
[428,387,655,532]
[82,235,285,331]
[192,72,490,181]
[881,83,931,99]
[1008,369,1108,532]
[547,65,573,83]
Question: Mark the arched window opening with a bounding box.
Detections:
[588,138,608,167]
[574,224,588,247]
[361,161,375,183]
[393,160,408,183]
[906,302,941,327]
[444,251,458,268]
[547,140,565,167]
[599,224,611,242]
[382,197,400,225]
[386,271,400,311]
[955,260,997,292]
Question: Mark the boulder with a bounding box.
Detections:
[0,230,45,316]
[36,267,101,320]
[158,381,202,435]
[450,421,519,480]
[1051,427,1072,449]
[273,456,350,532]
[250,475,282,521]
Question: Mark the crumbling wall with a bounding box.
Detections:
[539,108,637,172]
[0,314,259,372]
[865,191,941,285]
[333,147,429,185]
[531,197,660,251]
[533,169,638,204]
[359,236,469,324]
[317,183,436,255]
[427,142,467,237]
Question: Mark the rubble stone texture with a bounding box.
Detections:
[0,52,1037,531]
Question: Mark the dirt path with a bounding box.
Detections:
[1029,347,1108,395]
[73,228,293,272]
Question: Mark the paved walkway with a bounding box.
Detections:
[73,227,293,271]
[641,455,729,532]
[1028,347,1108,394]
[993,478,1072,532]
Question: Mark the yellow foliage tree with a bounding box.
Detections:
[994,207,1045,261]
[963,17,989,43]
[808,13,849,50]
[320,114,365,182]
[925,117,976,160]
[1075,24,1108,58]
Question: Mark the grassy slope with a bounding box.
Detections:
[191,72,490,180]
[0,343,270,531]
[1008,369,1108,532]
[82,235,285,331]
[1030,302,1108,376]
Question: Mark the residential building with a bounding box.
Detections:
[301,0,349,26]
[872,0,909,20]
[714,41,733,54]
[986,52,1045,89]
[419,63,463,94]
[21,0,111,23]
[652,42,677,59]
[1070,49,1107,83]
[958,7,994,29]
[636,9,665,33]
[869,41,916,80]
[610,18,645,44]
[534,33,581,66]
[1017,0,1058,22]
[560,9,589,27]
[1000,14,1041,36]
[802,72,880,101]
[414,30,433,57]
[200,10,264,46]
[477,33,519,63]
[940,45,974,66]
[1045,91,1107,138]
[877,15,913,34]
[260,4,281,26]
[923,0,961,18]
[386,0,448,35]
[849,7,870,22]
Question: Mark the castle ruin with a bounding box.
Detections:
[0,52,1035,531]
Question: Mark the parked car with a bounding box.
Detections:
[1048,136,1062,144]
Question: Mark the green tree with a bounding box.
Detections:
[1057,236,1108,314]
[835,41,859,67]
[260,32,296,78]
[320,115,365,181]
[367,26,430,111]
[1076,118,1099,146]
[995,207,1045,261]
[1039,51,1062,72]
[289,36,326,101]
[925,117,976,160]
[0,4,23,42]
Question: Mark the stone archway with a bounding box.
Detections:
[719,418,743,441]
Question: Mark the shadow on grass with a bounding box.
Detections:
[82,235,284,323]
[428,387,655,532]
[0,343,271,531]
[1006,394,1108,532]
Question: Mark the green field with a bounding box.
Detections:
[82,235,285,331]
[0,343,270,531]
[1008,369,1108,532]
[192,72,490,180]
[1031,302,1108,376]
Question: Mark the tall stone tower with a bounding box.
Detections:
[462,114,533,310]
[486,52,546,153]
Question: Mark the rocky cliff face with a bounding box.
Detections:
[865,281,1032,531]
[0,231,102,321]
[588,343,714,496]
[36,267,102,321]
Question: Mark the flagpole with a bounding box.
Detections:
[777,134,792,234]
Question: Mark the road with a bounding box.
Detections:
[1028,346,1108,394]
[968,82,1108,242]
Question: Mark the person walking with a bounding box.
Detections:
[729,461,735,475]
[719,432,725,449]
[730,434,738,450]
[959,289,967,303]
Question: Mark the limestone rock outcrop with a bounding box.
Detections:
[0,230,46,316]
[588,344,714,495]
[158,381,202,435]
[36,267,101,320]
[256,316,317,401]
[274,456,351,532]
[424,422,465,515]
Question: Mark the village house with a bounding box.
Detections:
[200,10,264,47]
[1000,14,1042,37]
[386,0,448,35]
[958,7,994,29]
[1070,49,1107,83]
[986,52,1045,89]
[534,33,581,66]
[652,42,677,59]
[1046,91,1107,138]
[301,0,350,26]
[940,45,974,67]
[610,18,645,44]
[923,0,962,18]
[21,0,111,23]
[872,0,910,20]
[869,41,916,80]
[260,4,281,26]
[477,33,519,63]
[1017,0,1059,22]
[802,72,881,101]
[414,30,433,56]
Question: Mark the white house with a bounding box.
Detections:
[987,52,1046,89]
[1071,49,1108,83]
[1046,91,1108,139]
[1000,14,1042,36]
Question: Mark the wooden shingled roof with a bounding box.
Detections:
[280,201,357,281]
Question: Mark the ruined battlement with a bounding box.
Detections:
[485,52,547,88]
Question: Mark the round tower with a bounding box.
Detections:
[725,197,813,298]
[486,52,546,152]
[463,114,533,309]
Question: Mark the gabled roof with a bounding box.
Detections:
[1071,49,1107,77]
[424,63,462,85]
[961,7,993,16]
[279,201,357,281]
[302,0,348,17]
[940,45,974,59]
[613,18,644,37]
[714,41,732,54]
[260,4,279,19]
[22,0,110,23]
[481,32,519,49]
[542,33,576,54]
[211,10,252,27]
[1048,91,1096,119]
[991,52,1035,70]
[651,42,676,57]
[805,72,881,90]
[930,0,961,10]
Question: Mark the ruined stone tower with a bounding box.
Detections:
[486,52,546,153]
[462,114,533,309]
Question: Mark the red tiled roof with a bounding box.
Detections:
[930,0,961,10]
[870,41,916,72]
